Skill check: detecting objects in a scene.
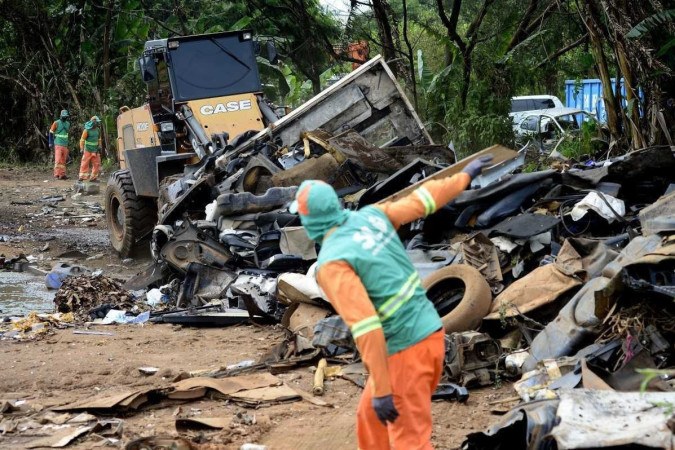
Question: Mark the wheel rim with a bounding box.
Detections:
[109,195,125,242]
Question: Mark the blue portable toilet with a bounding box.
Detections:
[565,78,640,124]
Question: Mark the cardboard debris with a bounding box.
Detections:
[25,424,96,448]
[281,302,331,339]
[124,435,194,450]
[67,413,98,424]
[293,387,333,408]
[228,384,301,404]
[485,238,589,319]
[486,264,582,319]
[53,373,292,414]
[52,390,147,412]
[167,387,208,401]
[172,372,282,396]
[461,233,503,283]
[38,411,72,425]
[0,401,18,413]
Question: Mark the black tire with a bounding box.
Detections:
[422,264,493,333]
[105,170,157,257]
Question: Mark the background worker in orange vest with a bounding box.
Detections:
[290,155,493,449]
[78,116,102,182]
[49,109,70,179]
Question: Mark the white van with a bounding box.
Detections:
[510,95,564,124]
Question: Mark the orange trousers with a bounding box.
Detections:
[53,145,68,178]
[357,329,445,450]
[79,151,100,181]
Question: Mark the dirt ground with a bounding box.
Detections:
[0,167,517,449]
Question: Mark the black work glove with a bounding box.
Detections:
[372,395,399,425]
[462,155,494,179]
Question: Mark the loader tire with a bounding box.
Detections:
[105,170,157,257]
[422,264,493,333]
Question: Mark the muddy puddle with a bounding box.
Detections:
[0,272,54,316]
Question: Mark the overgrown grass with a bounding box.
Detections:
[101,157,118,174]
[0,147,51,169]
[557,120,599,161]
[448,112,516,159]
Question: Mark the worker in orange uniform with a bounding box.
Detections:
[49,109,71,179]
[290,155,493,450]
[78,116,102,182]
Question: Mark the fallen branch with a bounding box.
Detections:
[536,33,589,68]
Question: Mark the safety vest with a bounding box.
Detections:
[317,206,443,355]
[53,120,70,146]
[84,127,100,153]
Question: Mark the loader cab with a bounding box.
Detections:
[138,30,267,154]
[117,30,271,158]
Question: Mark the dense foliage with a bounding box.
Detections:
[0,0,672,162]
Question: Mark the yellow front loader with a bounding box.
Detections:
[107,30,278,256]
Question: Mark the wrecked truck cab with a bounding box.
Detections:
[214,55,434,172]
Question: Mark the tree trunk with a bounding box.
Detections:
[310,76,321,95]
[444,43,453,67]
[506,0,539,52]
[383,0,409,78]
[596,0,671,148]
[581,0,621,141]
[617,44,646,149]
[102,0,114,92]
[402,0,418,109]
[371,0,399,75]
[174,0,189,35]
[460,52,471,108]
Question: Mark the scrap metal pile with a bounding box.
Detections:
[450,146,675,450]
[138,137,675,447]
[111,59,673,448]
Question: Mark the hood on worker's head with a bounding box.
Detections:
[289,180,349,242]
[84,116,100,130]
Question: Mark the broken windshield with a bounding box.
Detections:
[166,32,262,102]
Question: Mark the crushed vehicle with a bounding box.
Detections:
[513,107,605,155]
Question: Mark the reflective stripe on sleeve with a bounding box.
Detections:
[414,186,437,216]
[350,315,382,339]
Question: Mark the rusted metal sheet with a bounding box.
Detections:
[376,145,518,204]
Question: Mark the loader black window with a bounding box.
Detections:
[166,33,262,102]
